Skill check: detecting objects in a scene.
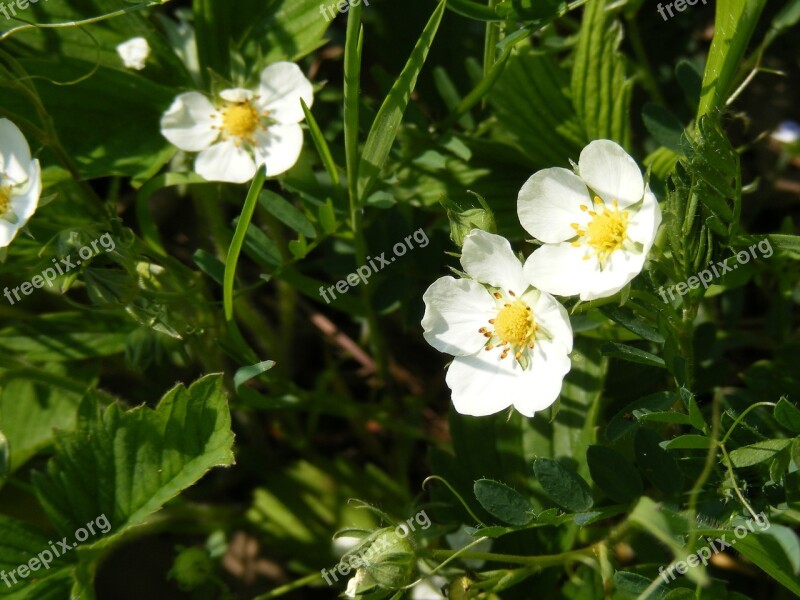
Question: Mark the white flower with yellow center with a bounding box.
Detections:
[160,62,313,184]
[422,230,573,417]
[0,119,41,248]
[518,140,662,301]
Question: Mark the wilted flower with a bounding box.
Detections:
[518,140,662,301]
[160,62,313,183]
[422,230,573,417]
[0,119,41,248]
[116,37,151,70]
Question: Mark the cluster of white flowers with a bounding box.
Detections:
[422,140,661,418]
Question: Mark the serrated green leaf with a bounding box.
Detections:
[32,375,235,542]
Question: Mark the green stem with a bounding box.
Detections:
[428,545,594,568]
[719,401,777,445]
[251,572,321,600]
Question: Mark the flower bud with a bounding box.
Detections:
[440,192,497,248]
[343,526,416,591]
[168,547,213,591]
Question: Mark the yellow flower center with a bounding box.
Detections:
[571,196,630,266]
[0,184,11,217]
[478,293,538,363]
[221,102,261,139]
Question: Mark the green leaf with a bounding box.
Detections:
[642,103,685,154]
[601,342,666,368]
[193,0,231,82]
[571,0,633,145]
[600,305,665,344]
[533,458,593,512]
[192,249,226,286]
[259,190,316,239]
[301,98,340,187]
[606,391,677,442]
[634,427,685,496]
[697,0,767,118]
[357,0,446,200]
[675,59,702,109]
[729,439,794,468]
[234,361,276,391]
[586,445,642,504]
[662,434,715,450]
[32,375,235,541]
[473,479,534,526]
[775,398,800,434]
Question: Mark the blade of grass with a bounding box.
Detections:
[357,0,447,201]
[300,98,340,189]
[344,1,363,226]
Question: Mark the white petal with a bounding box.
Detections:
[160,92,219,152]
[252,124,304,177]
[219,88,255,103]
[445,354,518,417]
[460,230,526,292]
[512,342,571,417]
[195,140,256,183]
[116,37,150,70]
[530,290,573,354]
[577,249,645,302]
[258,62,313,124]
[627,185,662,252]
[578,140,644,207]
[422,276,494,357]
[523,242,601,298]
[10,159,41,223]
[0,118,33,184]
[0,220,18,248]
[517,168,591,243]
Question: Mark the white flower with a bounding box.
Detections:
[517,140,662,301]
[116,37,150,70]
[445,525,492,569]
[422,230,573,417]
[159,62,313,183]
[0,119,41,248]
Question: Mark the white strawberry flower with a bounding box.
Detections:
[160,62,313,183]
[518,140,662,301]
[422,230,573,417]
[0,119,41,248]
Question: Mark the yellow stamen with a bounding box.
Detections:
[221,101,261,139]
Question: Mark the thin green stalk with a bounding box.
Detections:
[251,572,321,600]
[719,401,777,445]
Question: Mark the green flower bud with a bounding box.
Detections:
[343,526,417,591]
[440,192,497,248]
[169,547,213,591]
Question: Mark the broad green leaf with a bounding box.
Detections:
[32,375,235,541]
[0,367,87,472]
[571,0,633,145]
[533,458,593,512]
[357,0,446,200]
[634,427,685,496]
[586,445,642,504]
[775,398,800,434]
[697,0,767,118]
[729,439,793,468]
[473,479,534,526]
